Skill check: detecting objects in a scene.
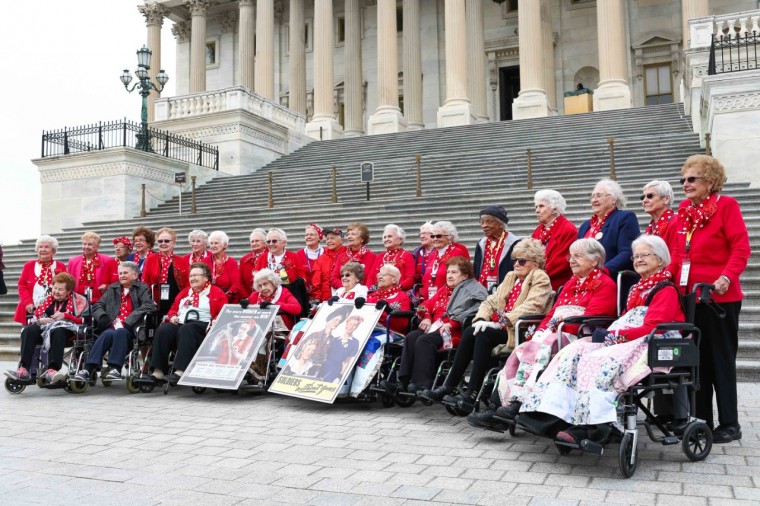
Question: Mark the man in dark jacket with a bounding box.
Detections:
[76,261,156,382]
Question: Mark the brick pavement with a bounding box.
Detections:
[0,361,758,506]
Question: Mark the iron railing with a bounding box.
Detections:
[41,119,219,171]
[708,32,759,75]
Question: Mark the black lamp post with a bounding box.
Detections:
[120,45,169,152]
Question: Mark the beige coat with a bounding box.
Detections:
[475,268,554,350]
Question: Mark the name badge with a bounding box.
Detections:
[679,261,691,287]
[428,286,437,299]
[160,283,171,301]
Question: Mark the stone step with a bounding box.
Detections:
[738,340,760,360]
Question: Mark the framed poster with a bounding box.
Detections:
[178,304,278,390]
[269,302,382,403]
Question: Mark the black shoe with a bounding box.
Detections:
[443,392,476,412]
[669,419,690,437]
[712,424,742,443]
[379,380,399,395]
[555,426,589,445]
[495,401,522,420]
[406,383,419,394]
[165,372,182,384]
[420,385,452,402]
[467,409,509,432]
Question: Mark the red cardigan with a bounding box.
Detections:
[418,286,464,347]
[420,243,470,301]
[311,247,345,301]
[211,256,243,303]
[14,259,67,324]
[167,285,228,321]
[538,274,617,335]
[670,195,750,303]
[330,247,376,289]
[249,286,302,329]
[617,285,685,342]
[141,253,190,302]
[367,289,412,335]
[365,249,416,291]
[255,251,303,287]
[531,215,577,291]
[67,253,117,303]
[238,249,266,299]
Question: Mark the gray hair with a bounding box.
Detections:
[254,268,282,290]
[267,228,288,243]
[379,264,402,283]
[249,228,266,242]
[340,261,365,282]
[596,178,627,209]
[118,261,140,275]
[187,229,208,243]
[643,180,674,208]
[534,189,567,215]
[419,221,434,233]
[432,220,459,243]
[35,235,59,252]
[384,224,406,244]
[570,238,607,268]
[208,230,229,247]
[632,234,671,267]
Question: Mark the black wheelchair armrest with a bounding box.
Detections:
[655,323,697,332]
[577,317,616,327]
[562,314,613,325]
[518,313,546,322]
[388,310,416,319]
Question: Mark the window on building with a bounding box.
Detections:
[305,23,310,48]
[337,16,346,43]
[644,63,673,105]
[397,7,403,32]
[506,0,518,12]
[205,41,216,66]
[398,95,404,115]
[339,103,345,127]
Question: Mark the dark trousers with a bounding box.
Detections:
[398,329,443,389]
[19,324,73,370]
[150,320,208,373]
[85,328,134,371]
[444,326,508,395]
[694,301,741,428]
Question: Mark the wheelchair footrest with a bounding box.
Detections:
[579,439,605,455]
[661,436,680,445]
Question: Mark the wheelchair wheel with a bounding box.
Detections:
[139,383,155,393]
[682,422,712,462]
[395,395,416,408]
[4,378,25,394]
[67,379,89,394]
[192,387,207,395]
[618,432,638,478]
[380,394,395,408]
[126,375,140,394]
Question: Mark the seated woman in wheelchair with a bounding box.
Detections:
[143,262,227,385]
[516,235,685,443]
[7,272,88,383]
[75,261,156,383]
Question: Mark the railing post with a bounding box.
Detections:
[332,166,338,203]
[140,184,147,217]
[123,119,127,147]
[607,136,616,180]
[705,132,712,156]
[526,148,533,190]
[415,153,422,197]
[268,172,274,208]
[191,176,197,215]
[63,127,69,155]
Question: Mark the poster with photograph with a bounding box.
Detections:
[178,304,278,390]
[269,302,383,403]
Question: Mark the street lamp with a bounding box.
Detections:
[120,45,169,151]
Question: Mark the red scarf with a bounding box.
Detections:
[625,270,672,312]
[34,294,74,319]
[37,261,54,287]
[258,289,277,303]
[430,245,451,282]
[535,218,558,246]
[118,288,133,321]
[212,255,228,284]
[159,253,173,283]
[79,254,98,285]
[381,248,403,266]
[191,250,207,264]
[678,192,718,235]
[504,279,523,312]
[133,250,153,265]
[191,282,211,307]
[478,232,506,285]
[346,245,368,263]
[645,209,674,237]
[374,285,401,301]
[586,210,613,239]
[557,268,604,307]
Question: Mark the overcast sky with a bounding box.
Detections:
[0,0,176,245]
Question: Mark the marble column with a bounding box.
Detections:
[682,0,708,49]
[185,0,210,93]
[368,0,407,134]
[403,0,423,130]
[437,0,474,127]
[255,0,274,100]
[593,0,632,111]
[138,2,167,123]
[512,0,549,120]
[541,0,557,113]
[344,0,363,136]
[239,0,255,91]
[288,0,306,115]
[305,0,343,139]
[466,0,487,123]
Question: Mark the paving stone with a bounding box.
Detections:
[390,484,442,500]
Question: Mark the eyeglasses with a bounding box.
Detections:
[266,240,279,244]
[631,253,657,261]
[156,239,173,244]
[341,273,354,278]
[512,258,531,266]
[566,253,586,261]
[189,273,205,278]
[679,176,703,185]
[430,234,449,239]
[589,193,611,200]
[639,193,657,201]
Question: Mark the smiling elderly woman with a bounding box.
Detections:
[640,180,677,246]
[531,190,577,290]
[184,229,213,267]
[366,224,416,291]
[14,235,67,325]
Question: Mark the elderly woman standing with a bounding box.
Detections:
[532,190,577,290]
[255,228,303,287]
[127,226,155,278]
[641,180,677,246]
[578,179,640,279]
[366,224,416,291]
[295,224,325,294]
[67,231,117,303]
[239,228,268,299]
[142,227,190,317]
[420,221,470,302]
[112,236,132,265]
[671,155,750,443]
[14,235,67,324]
[330,222,376,290]
[208,230,243,303]
[474,206,520,292]
[311,227,346,301]
[184,229,213,268]
[412,221,435,285]
[422,239,553,406]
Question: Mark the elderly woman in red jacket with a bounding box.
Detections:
[641,180,677,246]
[420,220,470,301]
[67,231,117,303]
[184,229,213,267]
[366,264,412,335]
[209,230,243,303]
[14,235,67,324]
[295,224,325,297]
[330,222,376,290]
[255,228,303,286]
[366,224,416,291]
[532,190,577,290]
[239,228,267,299]
[142,227,190,317]
[112,236,132,265]
[248,268,303,330]
[311,227,346,302]
[670,155,750,443]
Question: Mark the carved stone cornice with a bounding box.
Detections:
[712,91,760,112]
[218,10,238,33]
[184,0,213,16]
[39,162,179,184]
[138,2,169,26]
[171,20,192,42]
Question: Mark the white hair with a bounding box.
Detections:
[254,268,282,289]
[379,264,402,282]
[534,189,567,215]
[596,178,627,209]
[187,229,208,243]
[632,234,671,266]
[419,221,434,233]
[208,230,229,247]
[570,238,607,268]
[249,228,266,242]
[35,235,59,252]
[267,228,288,242]
[432,220,459,243]
[643,180,675,208]
[384,224,406,244]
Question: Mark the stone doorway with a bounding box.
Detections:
[499,66,520,121]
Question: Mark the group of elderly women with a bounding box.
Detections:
[6,155,748,445]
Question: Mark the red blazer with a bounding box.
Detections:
[249,286,302,329]
[311,247,345,301]
[238,249,266,299]
[255,251,303,287]
[420,243,470,301]
[142,253,191,303]
[211,256,243,303]
[67,253,117,303]
[419,286,464,347]
[367,290,412,335]
[330,247,376,289]
[538,274,617,335]
[167,285,228,321]
[183,250,213,269]
[365,249,416,291]
[14,259,67,324]
[670,195,750,303]
[532,215,577,291]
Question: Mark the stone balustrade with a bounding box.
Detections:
[689,9,760,48]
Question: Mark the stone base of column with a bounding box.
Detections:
[437,102,475,128]
[512,91,550,120]
[343,128,364,138]
[406,122,425,131]
[593,80,632,112]
[367,109,408,135]
[305,117,344,140]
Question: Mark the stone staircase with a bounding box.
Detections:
[2,103,757,380]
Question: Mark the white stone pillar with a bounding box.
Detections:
[466,0,487,123]
[185,0,210,93]
[255,0,275,100]
[368,0,407,134]
[682,0,708,49]
[239,0,255,91]
[403,0,424,130]
[288,0,306,115]
[138,2,167,123]
[344,0,364,136]
[305,0,343,139]
[541,0,557,113]
[593,0,632,111]
[512,0,549,120]
[437,0,474,127]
